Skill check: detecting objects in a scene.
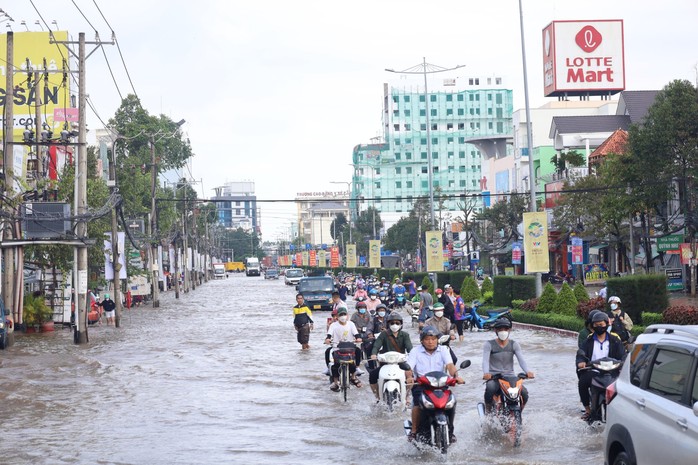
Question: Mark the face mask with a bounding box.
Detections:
[389,324,401,332]
[370,296,377,300]
[378,311,386,318]
[434,311,444,318]
[610,303,618,311]
[338,315,348,323]
[358,308,366,314]
[593,326,607,335]
[497,331,509,341]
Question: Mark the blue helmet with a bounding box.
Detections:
[369,289,378,296]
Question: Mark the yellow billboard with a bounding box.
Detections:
[369,240,381,269]
[346,244,356,268]
[425,230,443,272]
[318,250,326,268]
[523,212,550,273]
[302,251,309,267]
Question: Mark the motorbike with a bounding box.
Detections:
[578,352,623,427]
[463,301,512,331]
[391,292,406,310]
[404,360,471,454]
[379,290,390,307]
[477,373,529,447]
[406,301,420,327]
[356,326,374,370]
[329,341,361,402]
[375,351,411,412]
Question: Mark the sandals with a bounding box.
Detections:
[407,432,417,443]
[350,376,363,388]
[329,382,340,392]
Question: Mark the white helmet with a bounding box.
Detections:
[608,296,621,304]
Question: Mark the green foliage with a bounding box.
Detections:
[510,309,585,332]
[642,312,663,326]
[383,215,419,254]
[663,305,698,325]
[511,299,525,310]
[460,276,481,303]
[536,283,558,313]
[402,272,428,285]
[554,282,578,316]
[23,293,53,326]
[436,271,470,292]
[420,275,433,295]
[476,195,528,240]
[511,276,537,301]
[577,297,607,320]
[574,282,590,303]
[493,276,513,307]
[520,298,539,312]
[329,213,348,242]
[481,276,494,294]
[482,291,494,305]
[607,274,669,324]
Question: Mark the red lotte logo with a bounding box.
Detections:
[575,25,602,53]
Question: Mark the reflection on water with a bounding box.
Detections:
[0,275,604,465]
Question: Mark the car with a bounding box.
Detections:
[284,268,304,286]
[264,268,279,280]
[604,324,698,465]
[297,276,334,311]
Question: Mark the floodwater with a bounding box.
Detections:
[0,274,604,465]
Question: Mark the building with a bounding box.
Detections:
[351,75,513,230]
[296,191,350,246]
[211,181,260,233]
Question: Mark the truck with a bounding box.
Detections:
[212,263,226,279]
[245,257,261,276]
[225,261,245,273]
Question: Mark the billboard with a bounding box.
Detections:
[425,230,443,272]
[369,240,381,269]
[543,20,625,97]
[523,212,550,273]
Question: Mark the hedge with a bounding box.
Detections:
[537,283,557,313]
[437,271,471,291]
[492,275,537,307]
[510,309,586,332]
[555,282,578,316]
[607,274,669,325]
[493,276,513,307]
[402,272,429,285]
[642,312,663,326]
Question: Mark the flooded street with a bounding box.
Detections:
[0,275,603,464]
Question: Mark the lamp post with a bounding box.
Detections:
[386,58,465,230]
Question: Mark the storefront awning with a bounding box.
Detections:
[589,244,608,255]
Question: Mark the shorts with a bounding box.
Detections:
[105,310,115,318]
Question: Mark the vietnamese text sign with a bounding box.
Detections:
[571,237,583,265]
[523,212,550,273]
[330,247,339,268]
[369,240,381,268]
[512,242,522,265]
[309,250,317,267]
[583,263,609,285]
[302,251,309,267]
[346,244,357,268]
[657,234,683,252]
[665,268,684,291]
[318,250,326,268]
[425,230,443,272]
[296,253,302,266]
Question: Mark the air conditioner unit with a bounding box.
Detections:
[22,202,72,239]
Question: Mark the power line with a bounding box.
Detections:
[69,0,99,33]
[100,44,123,101]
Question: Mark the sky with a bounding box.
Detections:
[5,0,698,241]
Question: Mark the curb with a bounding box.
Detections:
[512,321,578,338]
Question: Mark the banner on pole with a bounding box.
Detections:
[346,244,357,268]
[425,230,443,272]
[523,212,550,273]
[302,251,309,266]
[318,250,326,268]
[309,250,317,267]
[369,240,381,268]
[330,247,340,268]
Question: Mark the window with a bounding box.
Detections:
[459,166,466,172]
[488,94,492,101]
[432,138,438,145]
[375,182,381,189]
[497,122,504,133]
[404,123,411,131]
[393,110,399,117]
[405,138,411,144]
[395,153,401,160]
[406,152,412,160]
[648,349,695,404]
[394,124,400,131]
[421,152,427,160]
[395,167,402,174]
[448,151,454,158]
[446,94,453,102]
[476,94,480,101]
[433,180,439,187]
[497,108,503,119]
[446,109,453,116]
[496,77,502,85]
[460,180,466,187]
[405,110,411,117]
[488,122,493,130]
[432,152,438,159]
[394,139,401,146]
[432,123,438,130]
[447,137,454,144]
[406,167,412,174]
[476,108,480,115]
[392,96,398,103]
[404,95,410,102]
[433,167,439,174]
[449,180,455,187]
[395,181,402,188]
[457,94,464,101]
[431,109,437,116]
[447,164,454,171]
[419,95,425,102]
[469,94,474,101]
[459,137,465,143]
[469,108,474,115]
[458,123,465,130]
[375,168,381,175]
[496,93,503,104]
[236,209,241,215]
[406,181,413,188]
[488,108,493,115]
[396,195,402,202]
[459,151,465,158]
[629,343,655,386]
[469,78,474,85]
[487,77,492,85]
[458,108,464,116]
[472,180,477,187]
[420,123,427,130]
[421,180,428,188]
[430,95,436,102]
[420,109,426,116]
[421,138,427,145]
[421,166,428,174]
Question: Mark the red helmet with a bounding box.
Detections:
[435,288,443,294]
[331,309,338,316]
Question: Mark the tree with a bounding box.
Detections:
[329,212,348,242]
[574,282,590,303]
[554,282,578,316]
[475,194,527,249]
[353,206,383,255]
[460,276,481,303]
[481,276,494,295]
[536,282,557,313]
[383,215,419,253]
[551,150,585,175]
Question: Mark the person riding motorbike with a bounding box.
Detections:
[325,307,363,391]
[350,301,372,330]
[424,302,457,363]
[369,312,413,401]
[366,289,381,314]
[482,318,534,414]
[576,311,624,420]
[353,283,368,301]
[578,309,602,349]
[331,292,348,313]
[406,326,464,443]
[436,286,456,323]
[369,304,389,335]
[417,285,434,329]
[608,296,633,345]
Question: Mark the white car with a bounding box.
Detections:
[284,268,304,286]
[604,324,698,465]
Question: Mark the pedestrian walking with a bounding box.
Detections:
[99,294,116,326]
[292,294,314,350]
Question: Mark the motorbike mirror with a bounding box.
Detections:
[459,360,471,369]
[398,362,412,371]
[438,334,450,344]
[295,285,299,291]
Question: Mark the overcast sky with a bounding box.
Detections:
[6,0,698,240]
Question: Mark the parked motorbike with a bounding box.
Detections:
[463,301,512,331]
[578,352,622,427]
[477,373,529,447]
[375,351,411,412]
[404,360,471,454]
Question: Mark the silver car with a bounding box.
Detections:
[604,324,698,465]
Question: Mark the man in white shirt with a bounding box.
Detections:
[325,308,362,391]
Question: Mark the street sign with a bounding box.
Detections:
[657,234,682,252]
[512,242,522,265]
[570,237,583,265]
[665,268,684,291]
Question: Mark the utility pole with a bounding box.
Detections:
[182,198,190,293]
[173,242,180,298]
[3,32,15,329]
[109,138,123,326]
[149,138,160,307]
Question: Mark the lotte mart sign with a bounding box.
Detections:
[542,20,625,97]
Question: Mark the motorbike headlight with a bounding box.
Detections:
[421,394,435,409]
[445,393,456,409]
[507,387,520,399]
[0,321,4,329]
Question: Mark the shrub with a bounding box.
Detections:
[482,291,494,305]
[493,276,513,307]
[577,297,606,320]
[460,276,481,303]
[420,275,433,295]
[511,276,537,301]
[642,312,663,326]
[573,282,590,303]
[536,283,558,313]
[481,276,494,295]
[510,309,585,332]
[554,282,578,316]
[403,272,429,286]
[662,305,698,325]
[520,298,539,312]
[439,271,470,291]
[607,274,669,325]
[511,299,526,310]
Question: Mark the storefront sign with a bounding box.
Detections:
[665,268,684,291]
[512,242,522,265]
[657,234,683,252]
[583,263,609,284]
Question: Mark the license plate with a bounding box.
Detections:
[313,305,321,309]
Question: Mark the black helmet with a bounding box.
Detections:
[355,301,367,309]
[420,325,441,341]
[376,303,388,312]
[493,318,512,330]
[587,309,602,323]
[387,313,403,324]
[592,311,609,324]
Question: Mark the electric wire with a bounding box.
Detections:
[69,0,99,33]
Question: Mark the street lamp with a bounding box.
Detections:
[386,58,465,230]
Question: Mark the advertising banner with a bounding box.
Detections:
[295,253,302,266]
[309,250,317,267]
[369,240,381,269]
[104,232,127,280]
[571,236,583,265]
[680,243,692,265]
[318,250,326,268]
[425,230,443,272]
[665,268,684,291]
[583,263,609,284]
[512,242,522,265]
[330,247,339,268]
[302,251,309,267]
[523,212,550,273]
[346,244,357,268]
